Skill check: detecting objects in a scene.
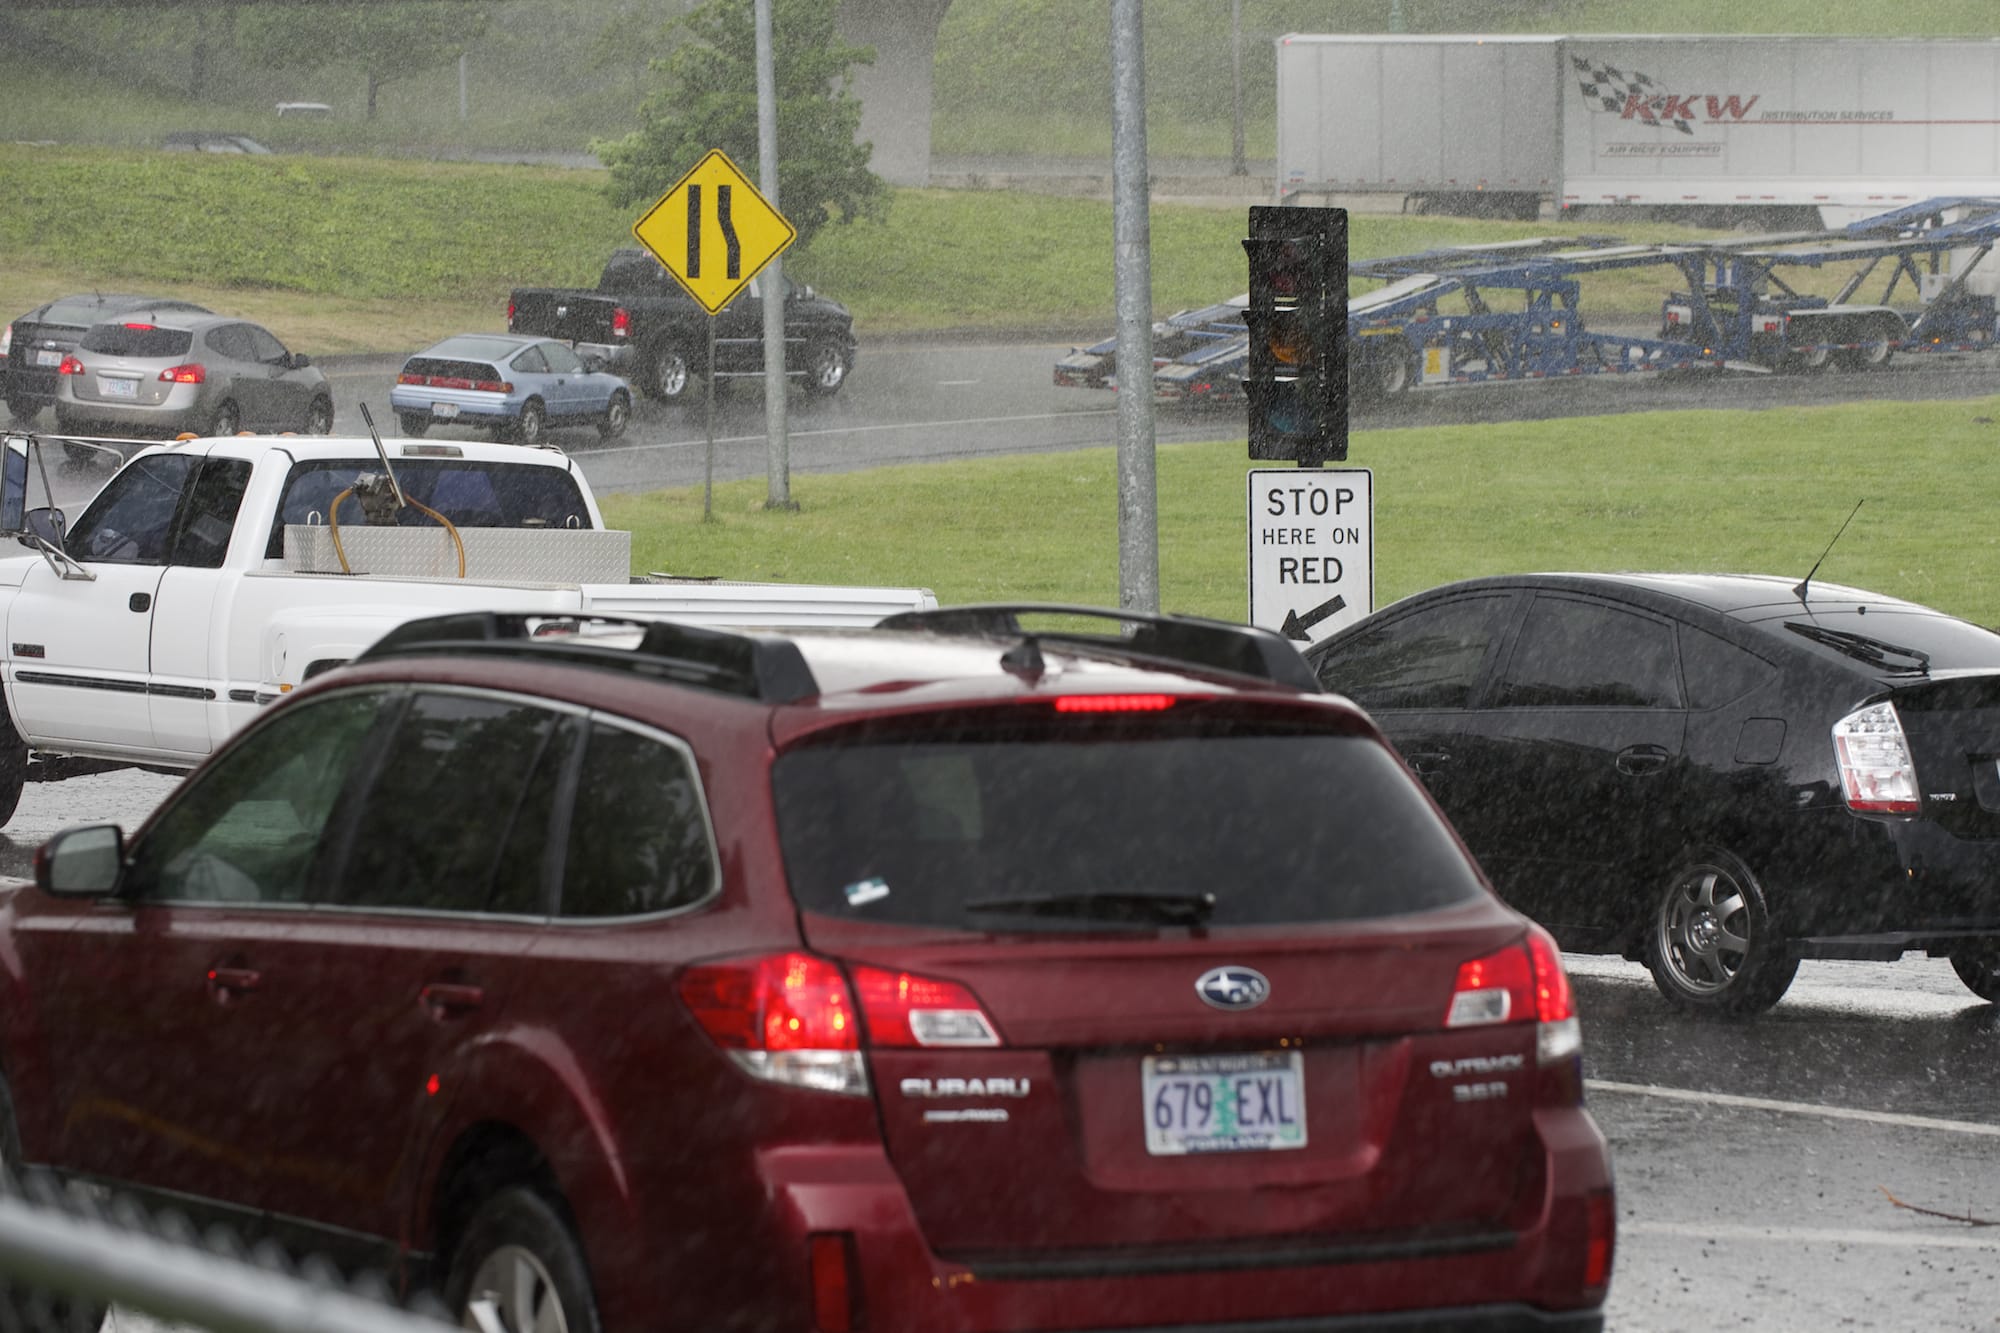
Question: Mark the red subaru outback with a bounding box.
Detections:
[9,606,1612,1332]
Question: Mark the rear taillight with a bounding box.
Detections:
[506,300,517,329]
[1052,694,1175,714]
[1584,1188,1616,1291]
[610,306,632,339]
[57,355,84,376]
[159,363,205,384]
[1446,924,1581,1067]
[1834,701,1920,813]
[677,952,867,1095]
[0,324,12,357]
[853,966,1001,1047]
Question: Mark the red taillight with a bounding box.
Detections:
[1053,694,1175,713]
[1447,925,1581,1068]
[396,372,426,386]
[0,324,12,357]
[610,306,632,338]
[808,1233,857,1333]
[678,952,868,1096]
[853,965,1001,1047]
[122,321,156,331]
[475,380,512,394]
[396,373,511,393]
[506,300,517,328]
[57,355,84,376]
[679,951,859,1052]
[1833,701,1920,814]
[158,363,205,384]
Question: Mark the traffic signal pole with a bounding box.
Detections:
[1110,0,1159,614]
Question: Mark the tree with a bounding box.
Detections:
[595,0,887,252]
[237,4,490,120]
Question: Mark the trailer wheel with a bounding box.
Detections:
[1837,318,1901,372]
[1784,342,1831,374]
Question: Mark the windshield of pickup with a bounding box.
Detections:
[263,458,593,559]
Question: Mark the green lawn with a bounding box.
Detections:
[602,394,2000,631]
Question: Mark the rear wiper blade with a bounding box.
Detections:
[1784,622,1931,674]
[963,890,1217,926]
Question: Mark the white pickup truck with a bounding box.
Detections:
[0,431,936,825]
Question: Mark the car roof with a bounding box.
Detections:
[30,293,206,321]
[416,334,542,360]
[1387,571,1935,620]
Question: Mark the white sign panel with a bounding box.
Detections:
[1246,468,1373,645]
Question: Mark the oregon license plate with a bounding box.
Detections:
[430,402,460,419]
[99,378,137,399]
[1142,1051,1306,1156]
[34,349,60,368]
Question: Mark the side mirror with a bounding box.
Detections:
[20,507,65,550]
[582,354,607,373]
[289,352,312,370]
[36,824,124,897]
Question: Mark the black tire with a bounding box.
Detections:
[596,390,630,441]
[512,399,547,448]
[397,412,431,438]
[0,704,25,829]
[0,1079,110,1332]
[5,397,44,424]
[800,340,850,397]
[1949,944,2000,1002]
[303,396,334,435]
[1836,324,1899,372]
[644,344,696,403]
[1376,349,1411,397]
[60,442,96,469]
[209,400,241,437]
[1645,850,1799,1016]
[1784,341,1831,374]
[446,1188,601,1333]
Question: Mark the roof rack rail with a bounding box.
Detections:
[353,611,820,704]
[877,603,1320,693]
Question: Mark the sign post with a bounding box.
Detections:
[1246,468,1373,646]
[630,149,797,517]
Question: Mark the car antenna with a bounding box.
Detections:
[1794,499,1863,608]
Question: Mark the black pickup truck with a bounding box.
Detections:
[507,248,857,404]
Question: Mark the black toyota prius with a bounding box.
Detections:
[1306,571,2000,1015]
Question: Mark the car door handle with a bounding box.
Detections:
[1616,744,1671,776]
[206,966,261,997]
[1407,750,1452,775]
[421,983,485,1020]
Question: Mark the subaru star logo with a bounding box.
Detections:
[1196,966,1270,1011]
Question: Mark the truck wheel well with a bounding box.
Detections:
[302,659,346,682]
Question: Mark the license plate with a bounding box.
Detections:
[431,402,459,419]
[34,349,60,368]
[1142,1051,1306,1156]
[99,378,137,399]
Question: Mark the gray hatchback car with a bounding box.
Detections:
[54,312,332,458]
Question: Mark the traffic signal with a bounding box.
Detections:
[1242,205,1348,463]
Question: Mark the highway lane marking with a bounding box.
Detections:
[584,408,1119,460]
[1588,1079,2000,1138]
[1623,1222,2000,1251]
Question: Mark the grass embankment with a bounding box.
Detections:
[602,396,2000,630]
[0,146,1734,353]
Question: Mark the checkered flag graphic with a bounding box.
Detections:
[1570,54,1694,135]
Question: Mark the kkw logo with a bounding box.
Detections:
[1571,54,1757,135]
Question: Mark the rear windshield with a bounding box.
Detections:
[265,458,593,558]
[1774,610,2000,671]
[403,357,504,383]
[774,723,1486,931]
[78,324,193,358]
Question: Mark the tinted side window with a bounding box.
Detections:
[559,720,716,918]
[168,458,252,569]
[331,692,562,913]
[66,453,197,565]
[244,325,288,363]
[266,460,594,556]
[1497,597,1682,709]
[126,691,389,904]
[1315,594,1513,710]
[204,325,253,361]
[1680,626,1776,709]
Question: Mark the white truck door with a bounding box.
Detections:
[6,452,203,754]
[149,456,256,757]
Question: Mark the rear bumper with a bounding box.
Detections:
[1763,806,2000,948]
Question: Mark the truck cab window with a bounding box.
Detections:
[169,458,253,569]
[65,454,198,565]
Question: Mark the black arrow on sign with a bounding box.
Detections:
[1280,594,1346,642]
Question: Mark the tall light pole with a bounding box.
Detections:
[755,0,795,510]
[1110,0,1158,613]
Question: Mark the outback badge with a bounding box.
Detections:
[1196,965,1271,1011]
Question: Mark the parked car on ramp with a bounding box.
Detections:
[1306,571,2000,1014]
[391,332,633,446]
[10,604,1613,1332]
[52,312,330,455]
[1,293,211,423]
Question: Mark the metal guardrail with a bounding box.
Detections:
[0,1171,455,1333]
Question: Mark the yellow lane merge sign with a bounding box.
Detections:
[631,149,797,316]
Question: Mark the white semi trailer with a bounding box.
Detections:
[1276,34,2000,229]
